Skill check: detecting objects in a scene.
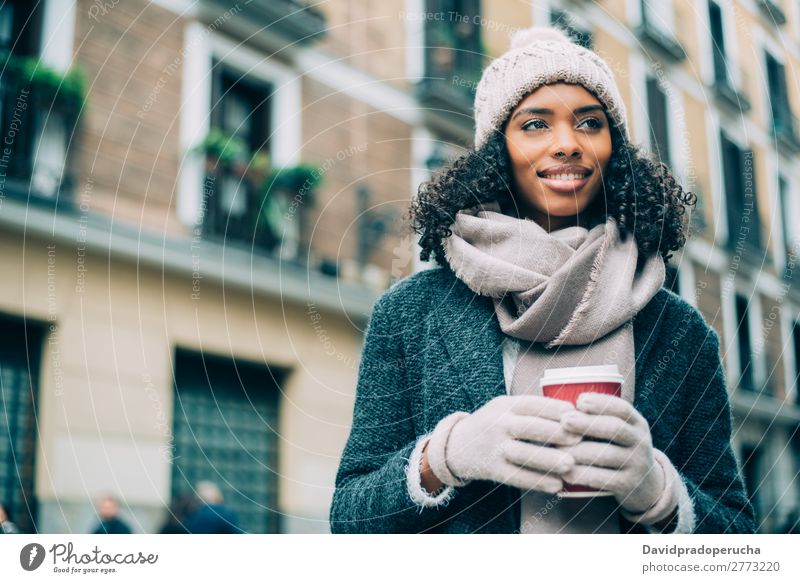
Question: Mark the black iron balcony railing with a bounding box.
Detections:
[727,225,765,264]
[773,111,800,152]
[202,162,276,254]
[201,0,326,44]
[726,203,765,266]
[0,56,83,206]
[758,0,787,26]
[636,1,686,61]
[712,62,751,113]
[200,158,315,262]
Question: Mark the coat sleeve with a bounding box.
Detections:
[676,322,756,533]
[329,291,457,533]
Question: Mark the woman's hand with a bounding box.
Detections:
[556,393,667,514]
[426,395,581,494]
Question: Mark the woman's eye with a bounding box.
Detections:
[522,119,548,130]
[579,117,603,130]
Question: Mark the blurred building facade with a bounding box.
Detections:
[0,0,798,534]
[0,0,415,534]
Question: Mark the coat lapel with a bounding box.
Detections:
[429,268,669,412]
[632,288,668,381]
[432,275,507,410]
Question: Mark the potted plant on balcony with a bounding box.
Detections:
[192,128,248,174]
[254,163,322,257]
[245,150,271,184]
[1,51,88,118]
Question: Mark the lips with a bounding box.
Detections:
[537,165,592,178]
[537,166,593,193]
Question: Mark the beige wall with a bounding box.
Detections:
[0,229,362,530]
[316,0,410,92]
[302,76,413,278]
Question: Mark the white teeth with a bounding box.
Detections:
[543,173,586,181]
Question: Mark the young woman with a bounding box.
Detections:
[330,27,755,534]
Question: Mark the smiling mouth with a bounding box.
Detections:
[537,171,592,192]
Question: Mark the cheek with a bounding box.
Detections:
[592,136,613,167]
[511,153,545,189]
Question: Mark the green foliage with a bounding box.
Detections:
[195,128,324,245]
[256,164,323,237]
[192,128,248,165]
[263,164,321,202]
[1,50,88,113]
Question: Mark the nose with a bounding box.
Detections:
[549,124,582,159]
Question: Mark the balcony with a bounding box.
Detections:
[635,1,686,62]
[772,111,800,152]
[193,127,322,262]
[712,65,751,114]
[200,0,326,45]
[782,245,800,284]
[0,54,84,208]
[725,200,765,268]
[200,156,317,262]
[758,0,787,26]
[726,225,766,268]
[416,2,484,122]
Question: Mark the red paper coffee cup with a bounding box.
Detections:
[540,365,623,498]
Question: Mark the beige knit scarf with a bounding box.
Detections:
[443,201,665,533]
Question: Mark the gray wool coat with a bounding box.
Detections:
[329,266,756,534]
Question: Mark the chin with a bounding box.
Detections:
[545,205,585,217]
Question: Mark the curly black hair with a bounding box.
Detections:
[408,123,697,267]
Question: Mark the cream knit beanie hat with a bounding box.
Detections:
[473,26,629,149]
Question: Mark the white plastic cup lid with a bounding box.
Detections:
[540,364,624,388]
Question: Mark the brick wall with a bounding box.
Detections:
[73,0,186,237]
[301,76,412,278]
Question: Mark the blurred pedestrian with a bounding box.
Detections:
[184,481,242,534]
[780,510,799,534]
[91,494,132,534]
[0,502,20,534]
[158,494,196,534]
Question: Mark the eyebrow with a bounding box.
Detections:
[510,104,606,121]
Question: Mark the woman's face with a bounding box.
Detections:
[503,83,612,231]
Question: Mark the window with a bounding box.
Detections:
[170,349,282,534]
[419,0,483,111]
[0,1,40,189]
[0,314,45,534]
[735,293,756,392]
[708,1,729,84]
[203,64,274,250]
[0,0,41,57]
[792,319,800,405]
[707,1,750,111]
[778,176,795,264]
[765,51,799,148]
[0,0,73,204]
[758,0,787,26]
[646,76,671,168]
[741,444,763,531]
[550,9,592,49]
[720,133,761,252]
[637,0,686,61]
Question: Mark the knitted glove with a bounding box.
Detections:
[426,395,581,494]
[557,393,681,524]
